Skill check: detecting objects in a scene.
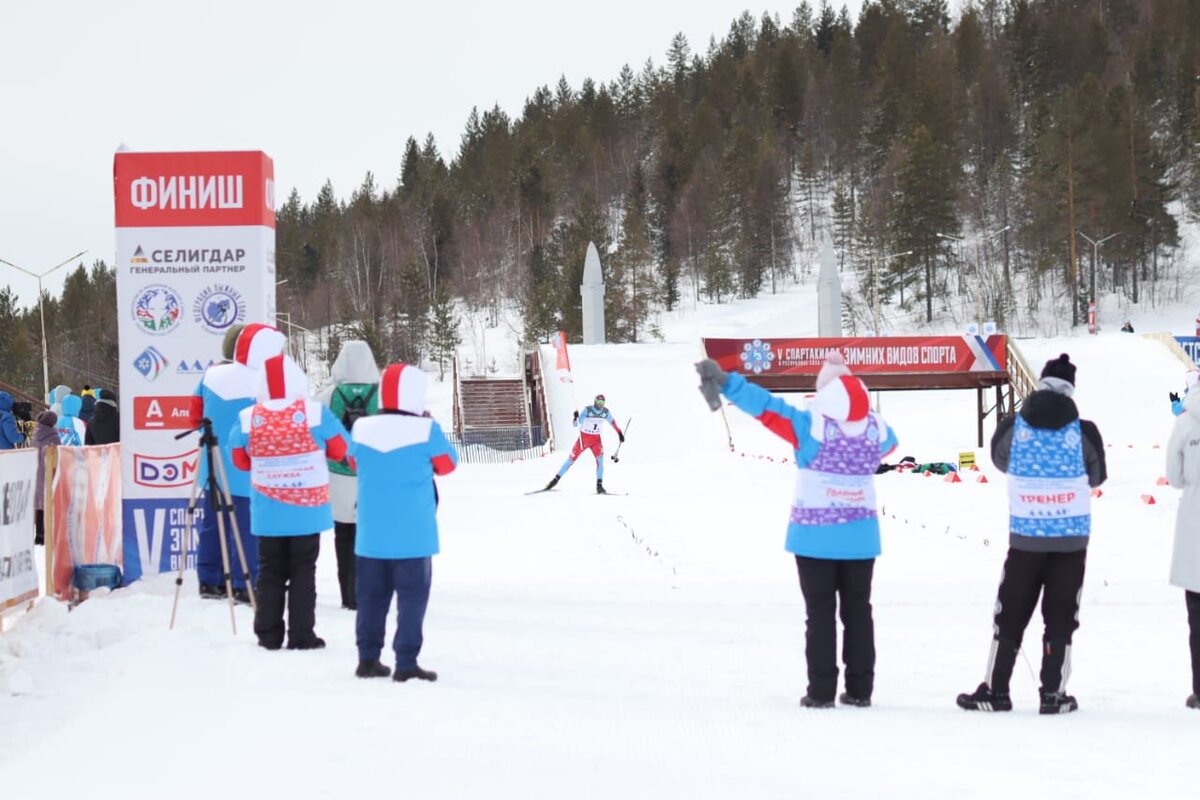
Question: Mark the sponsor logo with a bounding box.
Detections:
[132,284,183,336]
[133,396,194,430]
[134,451,199,489]
[130,175,244,211]
[740,339,775,374]
[131,245,149,265]
[133,346,170,381]
[176,358,216,376]
[193,284,246,334]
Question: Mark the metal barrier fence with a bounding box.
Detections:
[447,425,549,464]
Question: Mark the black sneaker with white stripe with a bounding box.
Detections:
[1039,691,1078,714]
[956,682,1013,712]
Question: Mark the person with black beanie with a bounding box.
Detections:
[85,389,120,445]
[957,353,1107,714]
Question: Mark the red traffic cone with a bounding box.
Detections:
[970,464,981,472]
[923,470,932,477]
[976,474,989,483]
[1140,494,1157,505]
[945,472,962,483]
[1156,476,1169,486]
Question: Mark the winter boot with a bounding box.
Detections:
[1039,691,1078,714]
[356,660,392,679]
[956,682,1013,712]
[199,583,224,600]
[1187,694,1200,709]
[232,587,252,606]
[545,475,560,491]
[839,692,871,708]
[596,479,607,495]
[394,665,438,682]
[287,635,327,651]
[799,695,834,709]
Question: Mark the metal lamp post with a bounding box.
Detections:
[1075,230,1120,316]
[0,250,87,400]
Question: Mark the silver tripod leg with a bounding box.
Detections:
[212,451,256,610]
[210,444,239,634]
[168,458,204,630]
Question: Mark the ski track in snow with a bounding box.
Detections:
[2,285,1199,798]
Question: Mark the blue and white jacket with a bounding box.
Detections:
[721,372,897,560]
[351,364,457,560]
[991,379,1107,552]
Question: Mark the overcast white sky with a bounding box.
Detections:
[1,0,871,305]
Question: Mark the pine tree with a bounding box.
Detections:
[428,287,462,381]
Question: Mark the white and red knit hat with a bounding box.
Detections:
[379,364,427,415]
[234,323,287,370]
[258,354,309,401]
[811,351,870,422]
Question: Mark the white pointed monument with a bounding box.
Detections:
[817,240,842,337]
[581,241,606,344]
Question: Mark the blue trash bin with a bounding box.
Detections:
[72,564,122,592]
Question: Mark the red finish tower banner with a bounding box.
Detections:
[114,151,275,229]
[115,150,276,584]
[702,335,1007,377]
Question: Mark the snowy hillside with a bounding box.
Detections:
[2,277,1200,798]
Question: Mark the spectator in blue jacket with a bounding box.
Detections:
[349,363,457,681]
[697,351,897,709]
[0,391,25,449]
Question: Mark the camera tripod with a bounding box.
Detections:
[169,417,257,633]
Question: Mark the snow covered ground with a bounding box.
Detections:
[2,277,1200,798]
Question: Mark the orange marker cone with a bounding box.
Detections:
[1140,494,1157,505]
[976,474,989,484]
[1156,476,1169,486]
[923,470,932,477]
[1090,488,1103,498]
[945,472,962,483]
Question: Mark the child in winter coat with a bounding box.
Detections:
[696,352,898,708]
[32,410,58,546]
[1166,381,1200,709]
[228,354,349,651]
[349,364,457,681]
[957,354,1107,715]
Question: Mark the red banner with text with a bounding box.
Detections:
[702,335,1007,377]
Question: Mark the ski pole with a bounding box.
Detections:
[612,417,632,463]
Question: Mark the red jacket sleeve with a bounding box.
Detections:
[231,447,251,471]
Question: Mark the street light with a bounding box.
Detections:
[1075,230,1120,316]
[0,250,88,400]
[870,250,912,335]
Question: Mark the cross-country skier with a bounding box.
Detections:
[544,393,624,494]
[957,353,1107,714]
[696,351,898,709]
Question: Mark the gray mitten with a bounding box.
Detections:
[695,359,728,411]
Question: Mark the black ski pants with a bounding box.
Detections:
[254,533,320,649]
[334,521,357,609]
[986,547,1086,695]
[1187,591,1200,696]
[795,556,875,703]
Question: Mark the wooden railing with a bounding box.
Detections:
[1005,338,1038,410]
